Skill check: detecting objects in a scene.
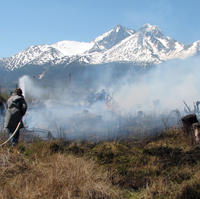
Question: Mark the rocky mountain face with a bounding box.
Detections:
[0,24,199,88]
[1,23,199,71]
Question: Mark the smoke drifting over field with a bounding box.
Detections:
[115,57,200,114]
[19,57,200,139]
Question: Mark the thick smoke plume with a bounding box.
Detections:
[115,57,200,114]
[18,57,200,140]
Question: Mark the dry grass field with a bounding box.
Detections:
[1,127,200,199]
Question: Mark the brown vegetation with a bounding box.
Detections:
[1,127,200,198]
[0,145,121,199]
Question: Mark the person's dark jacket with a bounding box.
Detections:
[4,92,27,132]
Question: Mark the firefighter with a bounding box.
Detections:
[4,88,27,146]
[0,97,5,118]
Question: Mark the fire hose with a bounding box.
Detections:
[0,121,21,147]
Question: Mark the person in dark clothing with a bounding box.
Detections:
[0,96,5,120]
[4,88,27,146]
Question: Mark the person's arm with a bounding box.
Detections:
[21,99,27,116]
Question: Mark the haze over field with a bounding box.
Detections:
[1,2,200,198]
[0,1,200,139]
[15,55,200,139]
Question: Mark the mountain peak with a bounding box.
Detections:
[89,25,135,52]
[0,24,199,71]
[138,23,163,37]
[115,24,135,35]
[93,25,134,43]
[115,24,124,32]
[142,23,159,29]
[113,24,134,34]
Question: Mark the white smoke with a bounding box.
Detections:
[114,57,200,115]
[18,56,200,139]
[19,75,119,139]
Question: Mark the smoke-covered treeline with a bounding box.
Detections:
[16,56,200,139]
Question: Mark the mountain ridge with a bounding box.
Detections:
[0,24,199,71]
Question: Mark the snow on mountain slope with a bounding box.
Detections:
[88,24,135,52]
[92,24,186,64]
[0,45,64,70]
[51,40,94,56]
[177,40,200,59]
[0,24,200,70]
[1,41,96,70]
[0,25,135,70]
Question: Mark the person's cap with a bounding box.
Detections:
[14,88,23,95]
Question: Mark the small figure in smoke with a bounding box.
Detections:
[4,88,27,146]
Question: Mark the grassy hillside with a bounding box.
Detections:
[1,127,200,199]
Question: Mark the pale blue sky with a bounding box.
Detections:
[0,0,199,57]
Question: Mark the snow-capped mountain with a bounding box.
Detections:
[0,25,134,70]
[88,24,135,53]
[0,42,92,70]
[89,24,199,65]
[0,24,200,71]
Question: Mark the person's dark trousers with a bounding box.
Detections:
[9,129,20,146]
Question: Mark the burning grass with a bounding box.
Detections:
[1,127,200,198]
